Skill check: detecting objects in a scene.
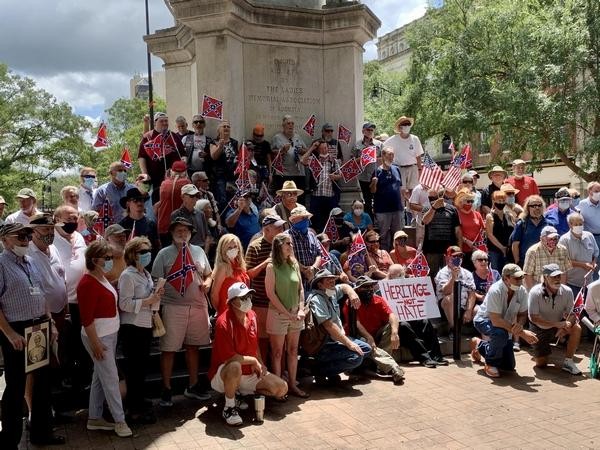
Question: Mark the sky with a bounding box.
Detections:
[0,0,428,123]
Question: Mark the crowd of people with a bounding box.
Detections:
[1,111,599,447]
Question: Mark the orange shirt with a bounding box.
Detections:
[157,177,190,234]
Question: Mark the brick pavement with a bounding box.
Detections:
[10,343,600,449]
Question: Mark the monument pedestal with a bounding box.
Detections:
[146,0,379,156]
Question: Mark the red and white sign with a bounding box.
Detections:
[378,277,440,321]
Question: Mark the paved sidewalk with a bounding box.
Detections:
[8,344,600,449]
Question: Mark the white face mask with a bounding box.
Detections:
[237,298,252,313]
[558,199,571,211]
[325,288,336,298]
[400,125,411,134]
[593,192,600,202]
[12,246,28,258]
[226,248,239,261]
[353,208,363,216]
[509,284,520,292]
[572,225,584,235]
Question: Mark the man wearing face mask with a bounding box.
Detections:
[523,226,572,291]
[578,181,600,252]
[471,264,538,378]
[209,282,288,426]
[544,188,576,236]
[287,206,321,290]
[435,246,477,339]
[341,276,405,384]
[5,188,41,225]
[53,205,90,390]
[151,217,213,407]
[0,223,66,448]
[505,159,540,206]
[558,212,598,295]
[78,167,97,213]
[92,162,136,222]
[382,116,423,200]
[171,184,207,247]
[528,264,582,375]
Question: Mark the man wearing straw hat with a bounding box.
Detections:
[382,116,423,196]
[481,165,508,215]
[274,180,303,223]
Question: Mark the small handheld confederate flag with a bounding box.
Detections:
[348,230,366,258]
[271,150,285,175]
[318,239,332,268]
[302,114,317,137]
[234,142,250,176]
[460,144,472,169]
[93,122,109,148]
[419,153,444,191]
[308,156,323,181]
[338,158,363,183]
[360,146,377,167]
[323,216,339,242]
[572,288,585,322]
[93,199,114,236]
[120,147,132,169]
[166,243,197,296]
[143,134,164,161]
[338,124,352,144]
[406,252,430,277]
[201,94,223,120]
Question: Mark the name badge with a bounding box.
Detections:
[30,286,42,296]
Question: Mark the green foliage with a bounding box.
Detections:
[394,0,600,180]
[363,61,406,136]
[0,63,90,208]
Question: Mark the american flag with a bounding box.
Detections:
[120,147,132,169]
[419,153,444,191]
[93,122,109,148]
[441,153,466,191]
[406,252,430,277]
[323,216,339,242]
[93,199,114,237]
[166,243,197,296]
[201,94,223,120]
[302,114,317,137]
[338,124,352,144]
[572,287,585,322]
[360,145,377,167]
[308,156,323,181]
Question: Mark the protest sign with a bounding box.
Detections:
[378,277,440,321]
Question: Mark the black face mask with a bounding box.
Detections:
[494,203,506,209]
[334,218,344,226]
[428,197,438,203]
[357,289,374,304]
[62,222,78,235]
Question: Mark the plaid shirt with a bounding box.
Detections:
[523,242,572,280]
[313,157,340,198]
[288,228,320,267]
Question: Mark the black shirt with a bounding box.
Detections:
[423,205,460,253]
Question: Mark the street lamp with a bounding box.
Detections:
[145,0,155,129]
[370,83,402,99]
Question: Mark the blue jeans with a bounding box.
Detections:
[315,339,372,376]
[473,319,515,370]
[488,250,505,272]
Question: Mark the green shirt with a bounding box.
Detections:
[273,262,300,310]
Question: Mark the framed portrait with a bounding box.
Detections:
[25,319,50,373]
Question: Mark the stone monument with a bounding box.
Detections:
[146,0,379,157]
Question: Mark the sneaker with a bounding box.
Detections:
[87,418,115,431]
[420,358,437,368]
[159,388,173,407]
[114,422,133,438]
[184,384,211,401]
[470,337,482,363]
[484,364,500,378]
[222,406,243,426]
[392,369,405,385]
[513,341,521,352]
[236,396,249,411]
[562,359,582,375]
[433,355,450,366]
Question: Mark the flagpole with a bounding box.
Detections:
[144,0,155,129]
[554,269,593,345]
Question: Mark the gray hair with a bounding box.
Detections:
[471,249,488,262]
[387,264,406,280]
[282,115,294,124]
[191,171,208,183]
[175,115,187,124]
[567,212,584,225]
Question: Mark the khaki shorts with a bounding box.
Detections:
[529,324,558,358]
[399,164,419,190]
[210,363,261,396]
[253,305,269,340]
[266,306,305,336]
[159,303,210,352]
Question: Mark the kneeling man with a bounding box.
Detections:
[471,264,538,378]
[528,264,583,375]
[209,282,287,426]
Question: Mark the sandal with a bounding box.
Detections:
[289,388,310,399]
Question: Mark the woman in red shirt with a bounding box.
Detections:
[455,188,485,271]
[210,234,250,315]
[389,230,417,265]
[77,240,132,438]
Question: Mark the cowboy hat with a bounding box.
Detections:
[394,116,414,133]
[276,180,304,196]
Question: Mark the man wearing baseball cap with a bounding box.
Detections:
[171,183,207,247]
[209,282,287,426]
[5,188,41,225]
[471,264,538,378]
[92,161,136,221]
[543,187,577,236]
[157,160,190,247]
[523,225,572,290]
[527,264,582,375]
[505,159,540,206]
[320,123,343,161]
[351,122,382,219]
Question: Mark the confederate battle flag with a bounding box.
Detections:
[93,199,114,236]
[337,124,352,144]
[406,252,430,277]
[201,95,223,120]
[166,243,197,296]
[271,150,285,175]
[302,114,317,137]
[143,134,164,161]
[308,156,323,181]
[360,146,377,167]
[339,158,363,183]
[120,147,132,169]
[93,122,109,148]
[323,216,339,242]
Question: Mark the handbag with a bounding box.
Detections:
[152,312,166,338]
[300,293,328,356]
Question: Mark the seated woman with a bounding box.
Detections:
[389,230,417,265]
[211,234,250,316]
[343,199,373,233]
[470,250,500,307]
[364,230,393,279]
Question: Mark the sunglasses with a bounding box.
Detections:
[476,258,489,262]
[283,192,298,197]
[367,240,379,244]
[463,180,473,184]
[465,200,474,204]
[82,174,96,179]
[192,121,205,125]
[137,249,151,255]
[529,204,543,208]
[13,234,33,242]
[253,134,264,138]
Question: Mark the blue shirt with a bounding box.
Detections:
[544,207,576,236]
[372,165,403,213]
[343,212,373,232]
[510,216,548,264]
[225,204,260,249]
[579,198,600,235]
[92,181,136,222]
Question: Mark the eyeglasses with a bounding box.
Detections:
[324,129,334,133]
[367,240,379,244]
[12,234,33,242]
[192,121,205,125]
[463,180,474,184]
[529,204,543,208]
[476,258,489,262]
[137,249,151,255]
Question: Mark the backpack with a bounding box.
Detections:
[300,293,329,356]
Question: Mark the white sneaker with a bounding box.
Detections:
[114,422,133,437]
[513,341,521,351]
[223,406,243,426]
[562,359,582,375]
[87,418,114,431]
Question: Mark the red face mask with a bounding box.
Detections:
[462,203,473,212]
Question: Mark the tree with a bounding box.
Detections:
[0,64,90,205]
[363,61,405,136]
[400,0,600,180]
